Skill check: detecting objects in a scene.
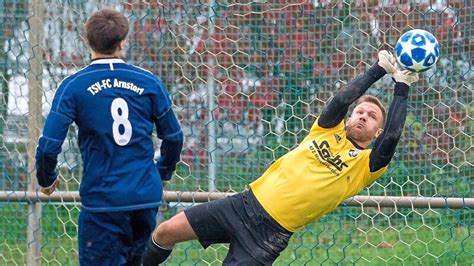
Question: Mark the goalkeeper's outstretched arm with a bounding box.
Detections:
[318,51,396,129]
[369,70,419,172]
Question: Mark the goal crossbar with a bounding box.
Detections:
[0,191,473,209]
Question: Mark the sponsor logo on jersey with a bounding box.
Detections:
[334,134,342,143]
[309,140,348,175]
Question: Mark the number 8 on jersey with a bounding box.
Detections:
[111,97,132,146]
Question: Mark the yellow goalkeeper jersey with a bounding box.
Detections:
[250,118,387,232]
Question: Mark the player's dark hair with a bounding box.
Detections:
[85,9,129,55]
[357,95,386,127]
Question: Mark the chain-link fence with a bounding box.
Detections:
[0,0,472,265]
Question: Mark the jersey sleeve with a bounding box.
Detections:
[318,65,386,129]
[151,79,172,121]
[151,78,184,181]
[35,78,76,187]
[369,82,409,172]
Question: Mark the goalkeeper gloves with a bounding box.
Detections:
[393,69,419,86]
[377,50,398,75]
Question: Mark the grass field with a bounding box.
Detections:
[1,203,472,265]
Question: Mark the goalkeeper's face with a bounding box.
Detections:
[346,102,384,144]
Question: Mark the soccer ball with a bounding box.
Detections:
[394,29,440,72]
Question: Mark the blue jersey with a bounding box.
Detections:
[35,58,183,212]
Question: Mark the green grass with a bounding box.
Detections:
[1,203,472,265]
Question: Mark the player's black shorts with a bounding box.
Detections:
[184,189,293,265]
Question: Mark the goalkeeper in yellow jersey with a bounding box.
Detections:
[143,51,419,265]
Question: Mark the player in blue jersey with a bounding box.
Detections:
[35,9,184,265]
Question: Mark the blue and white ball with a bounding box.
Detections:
[395,29,440,72]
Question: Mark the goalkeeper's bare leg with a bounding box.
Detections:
[142,212,197,265]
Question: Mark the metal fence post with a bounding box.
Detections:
[27,0,44,265]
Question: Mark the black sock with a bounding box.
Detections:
[142,237,173,266]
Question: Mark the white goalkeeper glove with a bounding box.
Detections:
[393,69,419,86]
[377,50,397,74]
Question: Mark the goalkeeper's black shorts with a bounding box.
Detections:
[184,189,292,265]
